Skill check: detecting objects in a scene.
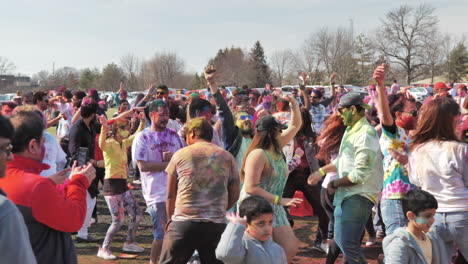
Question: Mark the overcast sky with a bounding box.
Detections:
[1,0,467,76]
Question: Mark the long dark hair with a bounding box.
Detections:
[410,97,461,151]
[315,113,346,163]
[296,107,316,140]
[240,128,281,182]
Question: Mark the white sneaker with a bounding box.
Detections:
[97,247,117,260]
[320,242,329,254]
[366,236,377,246]
[123,242,145,253]
[133,179,141,184]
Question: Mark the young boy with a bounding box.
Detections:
[383,189,449,264]
[216,196,287,264]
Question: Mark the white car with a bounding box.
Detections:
[407,87,428,102]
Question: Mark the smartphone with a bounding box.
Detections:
[77,147,88,167]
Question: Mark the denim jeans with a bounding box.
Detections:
[381,199,407,236]
[334,194,374,264]
[433,212,468,260]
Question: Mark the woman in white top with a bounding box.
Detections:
[409,97,468,261]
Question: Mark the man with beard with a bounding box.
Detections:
[308,92,383,264]
[133,99,184,264]
[205,66,253,170]
[373,64,418,236]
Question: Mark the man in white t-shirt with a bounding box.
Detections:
[132,99,184,264]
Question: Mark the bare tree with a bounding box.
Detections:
[120,53,140,91]
[422,35,444,84]
[49,66,80,89]
[270,49,294,86]
[375,4,438,84]
[292,37,322,84]
[314,27,355,84]
[142,51,185,88]
[0,56,16,75]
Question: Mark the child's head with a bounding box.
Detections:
[402,189,438,233]
[239,196,274,242]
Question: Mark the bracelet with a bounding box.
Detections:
[318,168,326,177]
[274,195,280,205]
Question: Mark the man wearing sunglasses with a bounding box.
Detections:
[308,92,383,264]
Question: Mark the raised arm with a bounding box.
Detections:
[139,83,156,107]
[373,64,394,127]
[300,72,311,111]
[278,95,302,147]
[205,66,239,150]
[98,115,109,152]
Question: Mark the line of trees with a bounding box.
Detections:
[2,3,468,93]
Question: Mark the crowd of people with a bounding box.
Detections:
[0,63,467,264]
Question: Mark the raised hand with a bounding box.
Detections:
[204,65,216,84]
[138,111,146,120]
[373,63,385,87]
[225,212,247,226]
[300,72,309,85]
[330,72,338,82]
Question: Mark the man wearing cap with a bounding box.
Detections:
[308,93,383,264]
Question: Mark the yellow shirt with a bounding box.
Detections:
[408,229,432,264]
[99,121,145,179]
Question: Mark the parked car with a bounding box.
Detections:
[407,86,428,102]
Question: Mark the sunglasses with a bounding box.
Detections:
[239,115,253,120]
[312,96,319,99]
[156,92,167,95]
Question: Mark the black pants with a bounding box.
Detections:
[160,221,226,264]
[283,168,329,245]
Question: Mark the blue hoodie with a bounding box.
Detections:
[383,227,450,264]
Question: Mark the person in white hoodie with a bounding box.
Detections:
[216,196,287,264]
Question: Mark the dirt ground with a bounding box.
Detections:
[76,185,383,264]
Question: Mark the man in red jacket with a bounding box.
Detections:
[0,111,96,264]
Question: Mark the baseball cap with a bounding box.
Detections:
[256,115,288,132]
[338,93,371,109]
[434,82,448,90]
